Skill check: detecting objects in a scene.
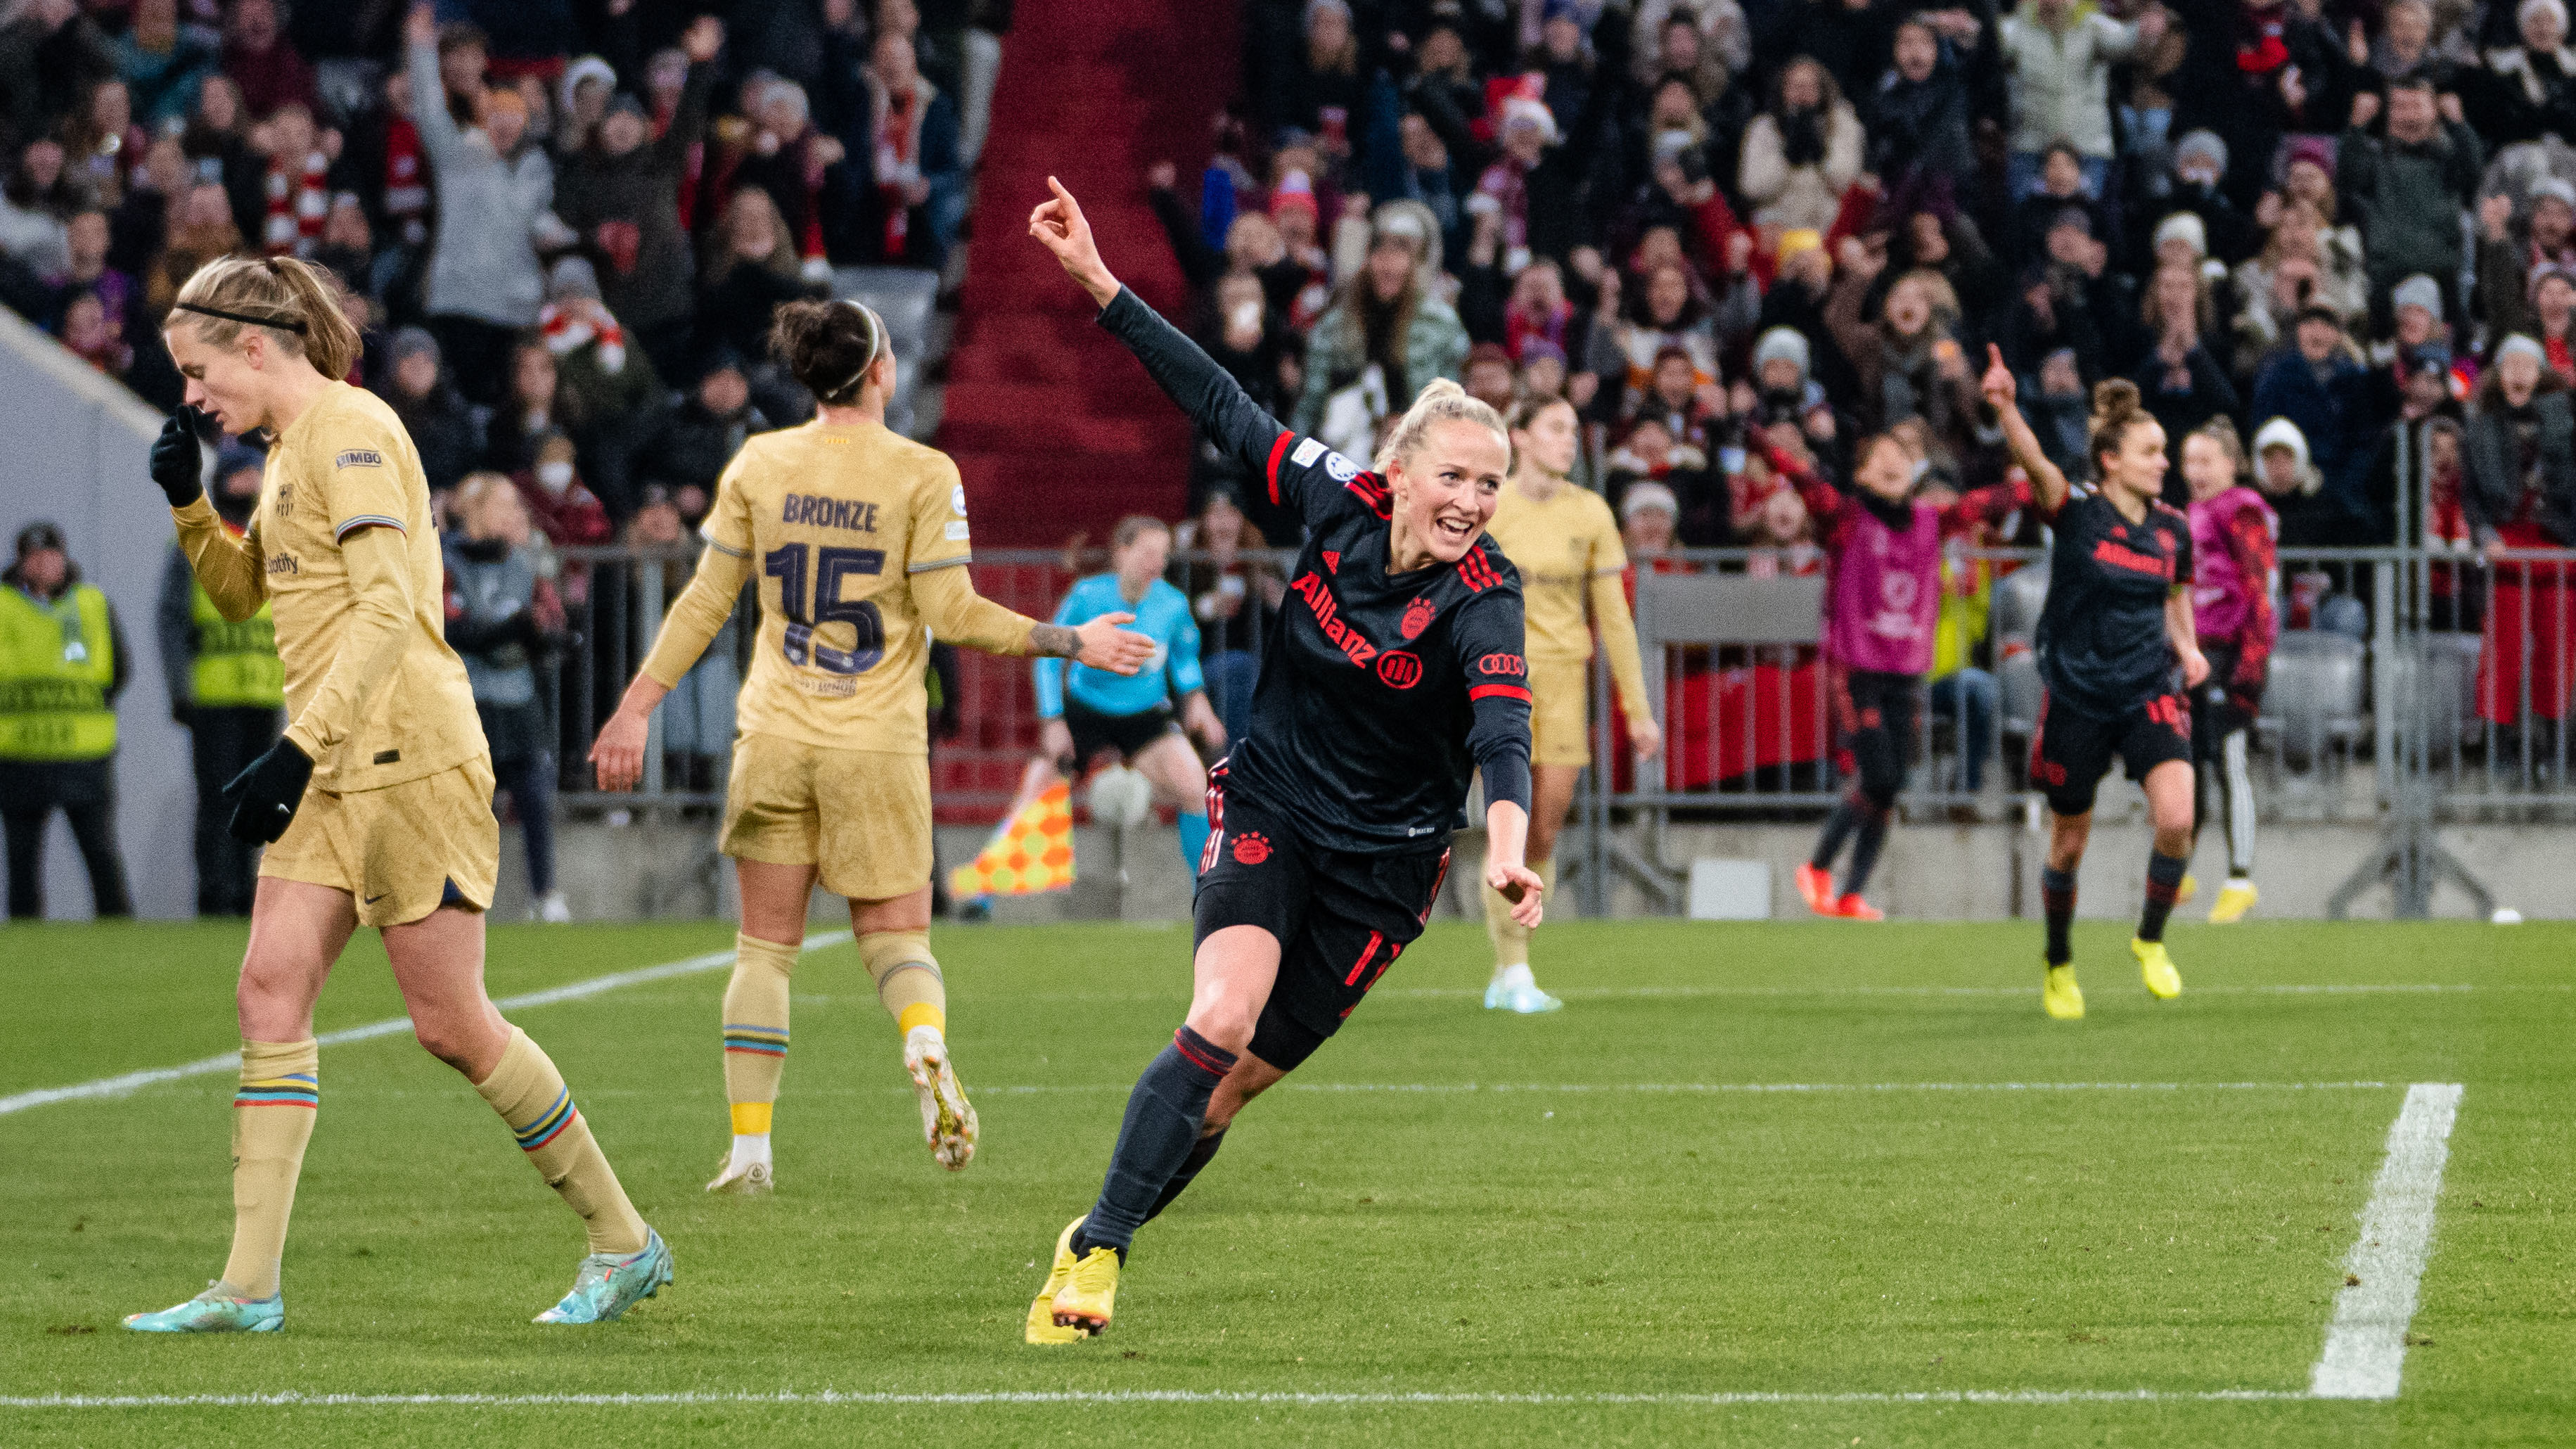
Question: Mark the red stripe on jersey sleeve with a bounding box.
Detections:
[1264,431,1293,506]
[1468,683,1532,702]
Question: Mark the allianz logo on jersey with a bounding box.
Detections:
[782,494,880,533]
[1288,570,1378,668]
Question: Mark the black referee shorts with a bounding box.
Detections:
[2028,687,2193,818]
[1061,701,1179,770]
[1191,763,1451,1073]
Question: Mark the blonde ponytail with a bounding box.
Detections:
[1373,377,1508,474]
[169,255,363,382]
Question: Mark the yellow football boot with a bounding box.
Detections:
[2207,878,2258,924]
[2177,872,2198,903]
[1025,1217,1087,1345]
[1051,1231,1122,1337]
[2042,962,2084,1020]
[2132,938,2182,1000]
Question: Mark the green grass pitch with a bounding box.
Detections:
[1,915,2570,1446]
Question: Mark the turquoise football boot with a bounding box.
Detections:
[534,1227,672,1324]
[123,1282,284,1334]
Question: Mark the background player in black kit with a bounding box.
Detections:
[1982,349,2211,1021]
[1020,178,1544,1343]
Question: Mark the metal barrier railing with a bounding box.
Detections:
[529,544,1296,822]
[503,537,2573,914]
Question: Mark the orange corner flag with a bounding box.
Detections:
[949,781,1075,899]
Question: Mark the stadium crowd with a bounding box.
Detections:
[0,0,1008,917]
[1138,0,2576,786]
[8,0,2576,921]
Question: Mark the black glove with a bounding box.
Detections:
[150,407,212,509]
[222,737,314,844]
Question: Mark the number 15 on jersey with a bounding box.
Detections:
[764,543,885,675]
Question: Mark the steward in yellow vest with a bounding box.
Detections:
[1,521,132,919]
[158,457,283,916]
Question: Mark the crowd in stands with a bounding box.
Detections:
[0,0,1008,916]
[0,0,998,530]
[1130,0,2576,767]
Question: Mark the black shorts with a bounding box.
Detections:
[1833,668,1920,803]
[1061,701,1177,770]
[2028,687,2193,817]
[2191,641,2257,761]
[1191,762,1451,1073]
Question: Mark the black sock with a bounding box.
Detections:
[1843,798,1890,897]
[1141,1128,1228,1225]
[2138,850,2188,943]
[1812,793,1864,870]
[1075,1026,1237,1258]
[2042,867,2076,966]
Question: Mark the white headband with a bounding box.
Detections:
[833,298,885,399]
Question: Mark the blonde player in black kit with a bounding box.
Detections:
[1982,347,2210,1020]
[1020,179,1544,1343]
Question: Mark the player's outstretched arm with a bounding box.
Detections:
[911,562,1154,672]
[591,542,752,792]
[1483,799,1545,930]
[1980,344,2071,516]
[1028,177,1295,484]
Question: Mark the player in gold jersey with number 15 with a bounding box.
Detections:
[591,300,1151,1194]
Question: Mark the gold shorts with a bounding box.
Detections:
[722,732,932,902]
[260,757,500,927]
[1527,655,1594,767]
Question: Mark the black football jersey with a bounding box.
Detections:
[2034,486,2195,717]
[1098,288,1532,854]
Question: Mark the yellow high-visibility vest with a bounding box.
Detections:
[0,582,117,761]
[189,579,283,708]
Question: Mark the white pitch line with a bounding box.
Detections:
[0,1388,2310,1410]
[957,1080,2393,1096]
[1388,983,2538,1000]
[0,931,852,1118]
[2309,1082,2465,1400]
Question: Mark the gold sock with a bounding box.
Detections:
[1484,856,1557,971]
[859,931,946,1037]
[473,1026,648,1256]
[723,933,797,1135]
[221,1039,319,1299]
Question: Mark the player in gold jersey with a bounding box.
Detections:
[1475,396,1661,1012]
[591,300,1150,1192]
[126,256,667,1335]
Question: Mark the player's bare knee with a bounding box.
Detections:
[1183,1007,1256,1057]
[409,1014,482,1072]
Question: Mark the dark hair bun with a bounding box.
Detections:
[2090,377,2142,425]
[768,299,881,404]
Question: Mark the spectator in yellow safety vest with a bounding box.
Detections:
[158,449,282,915]
[0,520,133,919]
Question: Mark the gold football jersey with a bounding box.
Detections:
[698,419,976,753]
[1483,478,1628,662]
[252,382,484,791]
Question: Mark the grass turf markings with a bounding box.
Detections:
[2309,1082,2465,1400]
[0,931,852,1118]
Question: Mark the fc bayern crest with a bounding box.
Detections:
[1400,595,1435,639]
